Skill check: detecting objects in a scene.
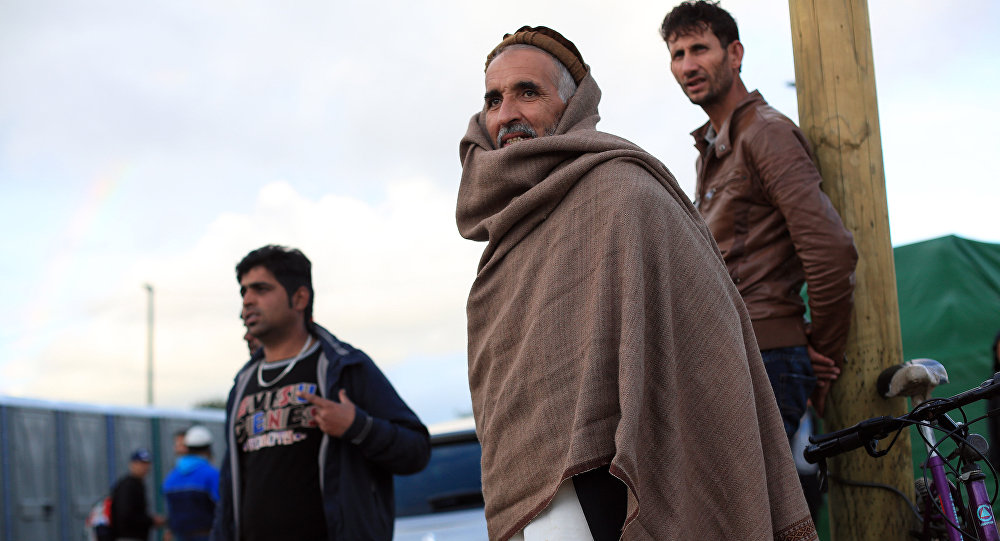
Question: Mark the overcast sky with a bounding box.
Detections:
[1,0,997,425]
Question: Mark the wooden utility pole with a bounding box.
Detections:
[787,0,915,539]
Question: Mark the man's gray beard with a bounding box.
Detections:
[496,122,538,148]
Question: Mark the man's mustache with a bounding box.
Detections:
[496,122,538,148]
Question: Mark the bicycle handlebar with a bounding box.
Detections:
[803,416,903,463]
[804,372,1000,464]
[910,372,1000,421]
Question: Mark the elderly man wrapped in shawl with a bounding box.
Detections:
[455,26,818,541]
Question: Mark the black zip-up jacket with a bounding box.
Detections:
[211,324,431,541]
[110,474,154,540]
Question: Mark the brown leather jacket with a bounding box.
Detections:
[692,91,857,362]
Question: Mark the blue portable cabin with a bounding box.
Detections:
[0,395,224,541]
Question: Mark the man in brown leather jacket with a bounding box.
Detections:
[661,1,858,435]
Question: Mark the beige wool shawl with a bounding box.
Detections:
[456,73,817,541]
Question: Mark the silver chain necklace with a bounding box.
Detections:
[257,335,314,387]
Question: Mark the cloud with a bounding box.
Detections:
[1,179,482,410]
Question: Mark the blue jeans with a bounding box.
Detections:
[761,346,816,439]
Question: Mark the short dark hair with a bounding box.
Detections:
[236,245,314,331]
[660,1,740,48]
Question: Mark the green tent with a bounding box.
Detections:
[896,235,1000,414]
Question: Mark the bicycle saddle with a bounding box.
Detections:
[877,358,949,406]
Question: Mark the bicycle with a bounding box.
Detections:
[804,358,1000,540]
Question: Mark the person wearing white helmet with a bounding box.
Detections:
[162,426,219,541]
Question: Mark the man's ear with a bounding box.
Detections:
[728,40,744,72]
[291,286,311,311]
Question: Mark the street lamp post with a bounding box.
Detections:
[144,283,154,406]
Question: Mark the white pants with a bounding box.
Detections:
[510,479,594,541]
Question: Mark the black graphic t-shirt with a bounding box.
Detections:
[237,343,328,541]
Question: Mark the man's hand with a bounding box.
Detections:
[807,344,840,417]
[299,389,357,437]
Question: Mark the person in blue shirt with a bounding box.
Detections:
[163,426,219,541]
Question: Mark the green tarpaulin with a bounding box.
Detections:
[897,235,1000,415]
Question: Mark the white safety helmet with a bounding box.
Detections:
[184,425,213,447]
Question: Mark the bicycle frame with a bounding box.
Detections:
[918,416,999,541]
[920,422,966,541]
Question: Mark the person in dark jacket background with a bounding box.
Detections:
[163,426,219,541]
[988,330,1000,468]
[211,245,430,541]
[111,448,164,541]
